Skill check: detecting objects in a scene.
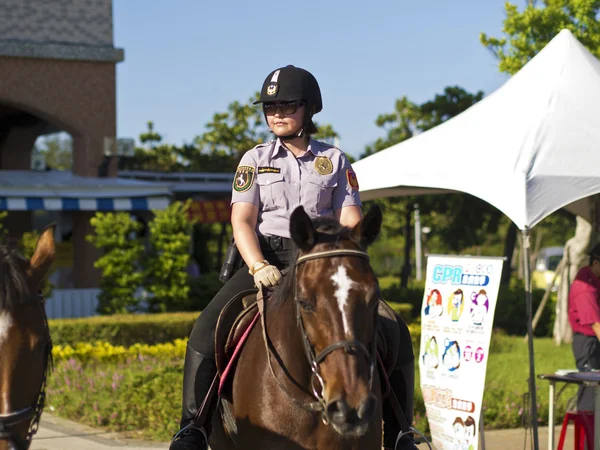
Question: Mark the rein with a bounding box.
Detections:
[0,296,52,450]
[259,248,377,424]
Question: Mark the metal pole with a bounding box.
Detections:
[400,205,412,288]
[414,203,422,281]
[479,410,486,450]
[548,381,555,450]
[523,228,540,450]
[594,386,600,450]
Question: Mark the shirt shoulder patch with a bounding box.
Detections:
[233,165,255,192]
[346,169,359,191]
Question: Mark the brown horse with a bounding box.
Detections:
[211,205,386,449]
[0,226,56,450]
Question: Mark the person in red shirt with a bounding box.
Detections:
[568,243,600,411]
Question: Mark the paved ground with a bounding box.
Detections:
[30,414,167,450]
[29,414,575,449]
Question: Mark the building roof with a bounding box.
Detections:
[0,170,171,211]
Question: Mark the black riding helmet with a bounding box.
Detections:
[254,65,322,136]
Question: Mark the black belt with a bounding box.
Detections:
[258,235,294,252]
[574,332,596,338]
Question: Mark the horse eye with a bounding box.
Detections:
[298,300,315,312]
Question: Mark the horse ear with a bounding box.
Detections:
[29,224,56,289]
[351,205,382,249]
[290,206,316,252]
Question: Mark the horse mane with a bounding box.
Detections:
[270,216,355,309]
[0,244,31,310]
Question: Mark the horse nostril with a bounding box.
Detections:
[326,399,349,425]
[358,393,377,421]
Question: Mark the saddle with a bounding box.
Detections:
[213,290,403,401]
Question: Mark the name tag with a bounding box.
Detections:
[258,167,281,174]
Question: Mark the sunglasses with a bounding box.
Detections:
[263,101,304,115]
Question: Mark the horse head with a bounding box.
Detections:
[288,205,383,437]
[0,226,56,450]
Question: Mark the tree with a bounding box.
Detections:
[145,200,194,312]
[194,93,270,163]
[86,212,145,314]
[480,0,600,75]
[122,95,341,174]
[312,122,339,142]
[139,120,162,148]
[481,0,587,342]
[362,87,494,285]
[119,121,185,172]
[480,0,588,281]
[34,133,72,170]
[363,97,421,157]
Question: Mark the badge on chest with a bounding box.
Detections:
[314,156,333,175]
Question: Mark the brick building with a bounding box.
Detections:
[0,0,171,289]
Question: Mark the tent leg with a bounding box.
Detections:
[523,228,540,450]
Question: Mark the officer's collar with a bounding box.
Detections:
[271,137,320,158]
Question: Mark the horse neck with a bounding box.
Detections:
[265,294,312,387]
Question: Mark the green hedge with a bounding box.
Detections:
[49,302,415,347]
[49,312,198,347]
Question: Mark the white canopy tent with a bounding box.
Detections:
[352,29,600,450]
[354,28,600,229]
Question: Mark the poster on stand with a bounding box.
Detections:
[418,255,504,450]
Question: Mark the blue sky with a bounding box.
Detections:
[113,1,512,160]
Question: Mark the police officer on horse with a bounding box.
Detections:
[169,65,419,450]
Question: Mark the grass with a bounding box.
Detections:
[45,335,579,442]
[481,334,578,429]
[412,334,578,433]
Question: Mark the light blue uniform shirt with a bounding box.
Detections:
[231,137,361,238]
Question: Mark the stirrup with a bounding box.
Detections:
[395,427,433,450]
[172,422,208,443]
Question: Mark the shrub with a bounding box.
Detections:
[380,278,426,320]
[188,272,223,311]
[49,302,415,347]
[379,277,554,336]
[49,312,199,347]
[20,230,54,297]
[45,336,576,441]
[145,200,194,312]
[46,357,183,441]
[494,279,554,337]
[53,339,187,363]
[86,212,144,314]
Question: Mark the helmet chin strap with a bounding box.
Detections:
[279,127,306,140]
[274,107,312,141]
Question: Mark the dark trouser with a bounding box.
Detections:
[573,333,600,411]
[177,243,292,435]
[188,250,291,356]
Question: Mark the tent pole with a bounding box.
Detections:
[522,228,540,450]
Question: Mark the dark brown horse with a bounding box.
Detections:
[0,226,56,450]
[211,205,386,449]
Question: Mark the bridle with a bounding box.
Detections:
[260,248,377,425]
[0,296,52,450]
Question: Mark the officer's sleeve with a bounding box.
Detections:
[332,153,362,210]
[231,151,259,206]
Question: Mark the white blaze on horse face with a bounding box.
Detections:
[330,264,357,337]
[0,311,13,347]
